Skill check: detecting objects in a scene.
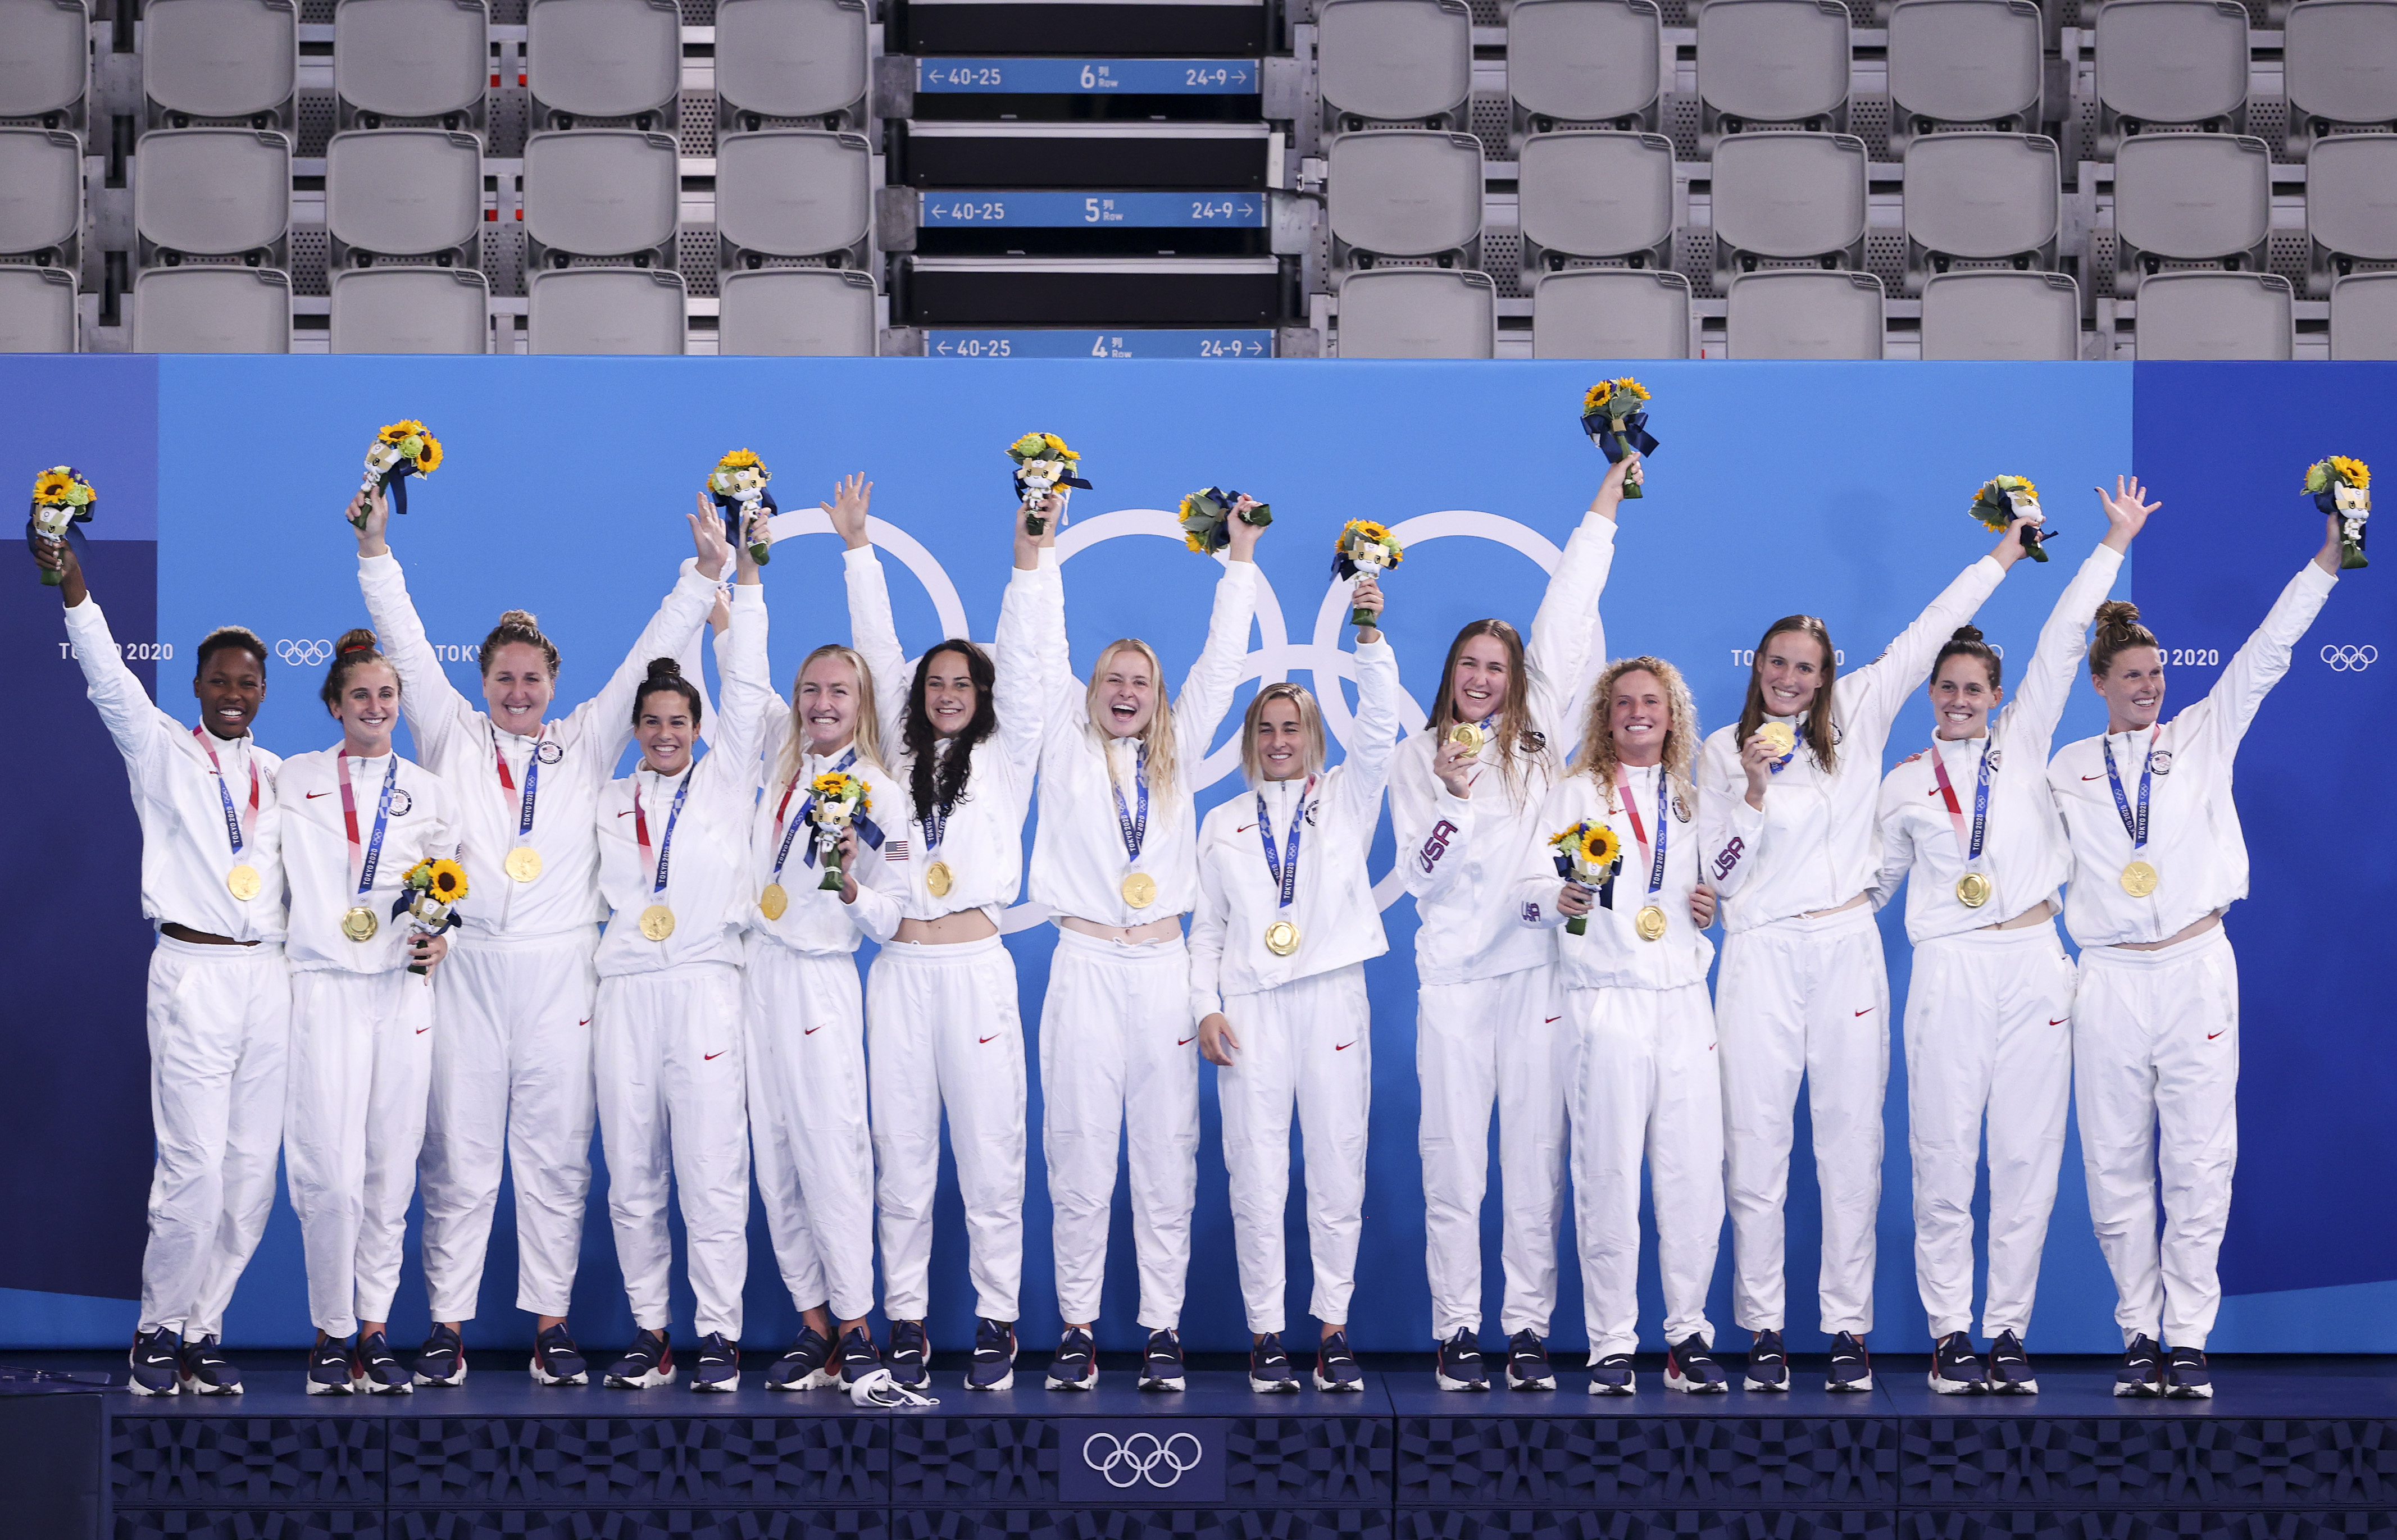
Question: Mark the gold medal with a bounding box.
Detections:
[1635,904,1668,941]
[340,905,379,942]
[505,846,543,883]
[1122,871,1157,909]
[2119,860,2159,898]
[226,864,262,901]
[1955,871,1993,909]
[1264,919,1301,957]
[639,904,676,940]
[925,860,954,899]
[1449,722,1485,754]
[1757,721,1797,758]
[759,882,788,921]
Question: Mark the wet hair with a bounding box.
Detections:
[1737,614,1841,773]
[1934,624,2004,691]
[1240,681,1327,785]
[321,627,396,709]
[2090,599,2159,677]
[194,625,267,676]
[631,657,702,728]
[1427,618,1547,803]
[903,641,998,817]
[1085,638,1181,798]
[1576,656,1700,812]
[771,643,887,791]
[480,609,561,678]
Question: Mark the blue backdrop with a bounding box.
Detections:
[2,356,2388,1356]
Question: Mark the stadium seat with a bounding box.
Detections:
[1884,0,2043,155]
[2131,270,2292,358]
[2284,0,2397,157]
[1531,268,1693,358]
[0,128,81,268]
[0,0,90,135]
[1517,131,1675,277]
[525,0,681,128]
[2112,134,2271,289]
[2304,134,2397,295]
[1903,134,2059,293]
[715,0,870,129]
[1326,130,1486,269]
[526,266,687,352]
[1506,0,1665,148]
[1709,132,1868,288]
[1335,268,1497,357]
[0,266,78,352]
[143,0,297,126]
[1695,0,1852,151]
[1724,269,1885,358]
[1318,0,1473,134]
[716,267,878,354]
[329,266,490,352]
[2330,270,2397,358]
[715,130,872,264]
[1918,270,2081,358]
[2093,0,2250,154]
[520,129,679,265]
[333,0,489,133]
[133,129,292,264]
[325,129,483,263]
[131,266,292,352]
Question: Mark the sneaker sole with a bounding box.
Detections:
[2114,1380,2163,1397]
[305,1379,355,1396]
[127,1378,180,1397]
[1743,1374,1788,1391]
[768,1366,842,1391]
[1990,1378,2039,1394]
[1827,1374,1874,1392]
[363,1379,415,1395]
[529,1360,589,1386]
[691,1375,739,1392]
[1434,1371,1490,1391]
[607,1368,678,1388]
[967,1368,1016,1391]
[1665,1369,1727,1393]
[1139,1372,1186,1391]
[1249,1375,1299,1393]
[1587,1378,1635,1396]
[1314,1374,1362,1391]
[1927,1373,1986,1395]
[413,1363,467,1388]
[1046,1370,1097,1391]
[2168,1382,2214,1399]
[179,1376,241,1396]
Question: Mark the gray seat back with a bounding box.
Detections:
[526,0,680,120]
[717,267,877,354]
[2132,270,2292,358]
[330,266,489,351]
[2330,270,2397,358]
[1336,268,1497,357]
[1518,131,1675,261]
[527,266,686,352]
[1918,271,2080,358]
[715,130,872,257]
[1711,131,1867,259]
[0,128,82,255]
[1904,134,2059,257]
[334,0,489,121]
[144,0,297,120]
[1508,0,1663,124]
[1318,0,1474,124]
[1531,268,1693,357]
[2094,0,2250,125]
[2306,135,2397,259]
[134,129,292,254]
[1725,268,1885,357]
[326,129,482,255]
[2285,0,2397,134]
[2113,133,2271,260]
[0,0,90,120]
[1326,130,1486,259]
[521,129,679,256]
[1886,0,2042,131]
[132,266,291,351]
[715,0,869,120]
[1696,0,1852,122]
[0,266,76,352]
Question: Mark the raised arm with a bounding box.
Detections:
[580,505,733,761]
[2186,514,2341,759]
[47,544,188,805]
[2005,479,2147,759]
[993,516,1061,782]
[1840,521,2028,737]
[826,477,912,749]
[351,483,478,760]
[1327,574,1401,830]
[1170,549,1262,776]
[704,550,772,795]
[1525,457,1630,742]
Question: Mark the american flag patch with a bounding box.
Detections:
[886,840,909,862]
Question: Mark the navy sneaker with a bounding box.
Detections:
[413,1324,466,1387]
[1988,1330,2038,1394]
[1665,1334,1729,1393]
[178,1335,241,1396]
[1826,1332,1873,1392]
[606,1328,676,1388]
[967,1318,1017,1391]
[128,1327,181,1397]
[1314,1329,1362,1392]
[767,1325,838,1390]
[2114,1333,2164,1398]
[1047,1327,1097,1391]
[1744,1329,1789,1392]
[307,1335,355,1396]
[838,1327,885,1386]
[1587,1352,1635,1395]
[357,1332,413,1395]
[530,1323,589,1386]
[888,1320,929,1389]
[2166,1345,2212,1400]
[1506,1331,1555,1390]
[1929,1331,1986,1395]
[1434,1328,1488,1391]
[691,1332,739,1392]
[1140,1328,1186,1391]
[1249,1333,1299,1393]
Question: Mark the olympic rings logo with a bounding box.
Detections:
[1081,1431,1203,1489]
[2323,644,2378,672]
[277,638,333,667]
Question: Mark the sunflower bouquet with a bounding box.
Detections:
[1332,519,1402,627]
[1008,432,1091,535]
[353,420,442,527]
[1548,820,1622,936]
[1969,474,2052,563]
[1580,379,1657,499]
[1177,486,1272,555]
[809,771,871,891]
[394,856,469,975]
[708,449,776,565]
[28,466,95,587]
[2305,455,2369,569]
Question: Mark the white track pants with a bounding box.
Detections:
[287,968,433,1338]
[1218,965,1372,1334]
[1418,966,1569,1340]
[139,937,290,1340]
[417,930,599,1323]
[594,964,750,1339]
[1905,923,2075,1341]
[1717,906,1890,1336]
[1041,929,1199,1331]
[868,935,1026,1323]
[2073,926,2239,1350]
[1572,981,1724,1357]
[744,938,877,1324]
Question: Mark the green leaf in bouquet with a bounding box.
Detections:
[2306,462,2332,494]
[1244,502,1272,526]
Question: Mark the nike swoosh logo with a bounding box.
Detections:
[2082,773,2108,781]
[417,1026,430,1035]
[618,809,636,817]
[1544,1015,1562,1024]
[1236,823,1256,833]
[704,1050,726,1060]
[1855,1007,1875,1017]
[2208,1029,2226,1040]
[306,790,331,799]
[979,1034,999,1044]
[804,1025,823,1036]
[2050,1018,2069,1026]
[1176,1035,1197,1047]
[1335,1039,1357,1051]
[579,1018,590,1027]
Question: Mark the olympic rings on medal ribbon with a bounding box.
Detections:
[2322,644,2378,672]
[277,637,334,667]
[1081,1430,1203,1489]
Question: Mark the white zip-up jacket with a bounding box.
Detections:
[279,748,462,973]
[1873,543,2123,942]
[849,543,1054,926]
[357,549,718,941]
[1390,512,1617,986]
[64,597,287,943]
[744,723,906,954]
[1699,555,2007,935]
[594,585,773,977]
[1512,762,1713,990]
[1189,638,1400,1018]
[1027,556,1258,924]
[2048,558,2336,949]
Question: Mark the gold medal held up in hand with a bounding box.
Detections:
[1122,871,1157,909]
[1757,721,1797,758]
[639,904,676,940]
[1264,919,1301,957]
[505,846,543,883]
[2119,860,2159,898]
[340,905,379,942]
[1955,871,1993,909]
[226,864,262,901]
[1635,904,1668,941]
[925,860,954,899]
[1449,722,1484,754]
[759,883,788,921]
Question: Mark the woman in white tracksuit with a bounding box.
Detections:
[281,629,463,1397]
[848,493,1057,1392]
[589,541,771,1394]
[1389,453,1633,1391]
[349,485,725,1387]
[1024,494,1265,1391]
[1191,572,1395,1395]
[1514,655,1725,1397]
[1870,479,2152,1396]
[742,474,907,1392]
[1698,509,2037,1392]
[2046,505,2345,1401]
